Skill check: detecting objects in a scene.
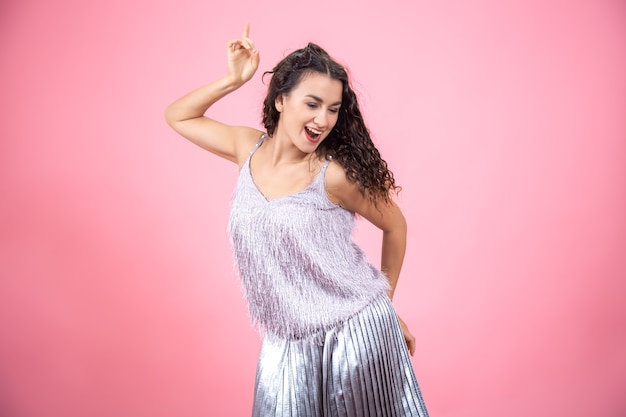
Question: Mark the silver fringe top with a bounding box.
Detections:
[228,135,390,338]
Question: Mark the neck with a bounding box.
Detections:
[265,133,315,167]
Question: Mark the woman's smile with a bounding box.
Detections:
[304,126,322,142]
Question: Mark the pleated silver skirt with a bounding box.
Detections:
[252,295,429,417]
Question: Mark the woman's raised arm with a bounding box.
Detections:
[164,24,262,164]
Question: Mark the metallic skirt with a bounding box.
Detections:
[251,295,429,417]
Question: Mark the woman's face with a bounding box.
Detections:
[275,72,342,153]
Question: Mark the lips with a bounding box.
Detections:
[305,126,322,143]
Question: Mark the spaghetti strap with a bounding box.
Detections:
[320,155,332,174]
[249,133,267,155]
[241,133,267,169]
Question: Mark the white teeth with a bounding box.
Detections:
[306,127,321,135]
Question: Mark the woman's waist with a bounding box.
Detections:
[244,279,390,338]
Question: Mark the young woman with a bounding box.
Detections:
[165,24,429,417]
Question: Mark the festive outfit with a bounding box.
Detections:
[229,134,429,417]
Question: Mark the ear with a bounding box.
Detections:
[274,95,284,112]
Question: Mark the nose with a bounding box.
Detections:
[313,110,328,128]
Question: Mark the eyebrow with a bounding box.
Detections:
[305,94,342,106]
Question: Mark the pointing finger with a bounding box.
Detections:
[243,22,250,39]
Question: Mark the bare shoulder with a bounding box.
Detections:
[324,159,361,209]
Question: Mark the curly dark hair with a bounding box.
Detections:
[261,43,400,205]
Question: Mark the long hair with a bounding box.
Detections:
[261,43,400,205]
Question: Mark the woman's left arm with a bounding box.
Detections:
[326,163,416,355]
[377,201,407,301]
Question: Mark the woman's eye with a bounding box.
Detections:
[329,107,339,114]
[306,103,318,109]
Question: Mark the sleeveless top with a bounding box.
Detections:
[228,134,390,338]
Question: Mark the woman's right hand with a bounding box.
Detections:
[226,23,260,86]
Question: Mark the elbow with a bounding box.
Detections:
[382,214,407,240]
[163,104,177,127]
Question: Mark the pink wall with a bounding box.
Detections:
[1,0,625,416]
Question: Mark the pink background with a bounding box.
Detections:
[1,0,625,416]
